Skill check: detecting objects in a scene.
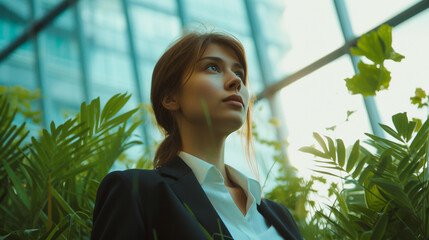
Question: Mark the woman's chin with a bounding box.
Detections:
[215,118,245,134]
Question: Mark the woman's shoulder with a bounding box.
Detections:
[99,168,162,189]
[261,198,296,221]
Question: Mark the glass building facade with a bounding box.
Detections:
[1,0,429,183]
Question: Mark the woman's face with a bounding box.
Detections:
[176,43,249,134]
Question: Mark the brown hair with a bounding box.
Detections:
[150,31,259,180]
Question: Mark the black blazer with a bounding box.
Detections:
[92,156,302,240]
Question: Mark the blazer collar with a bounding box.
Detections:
[158,156,299,240]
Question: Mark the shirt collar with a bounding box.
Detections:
[178,151,262,204]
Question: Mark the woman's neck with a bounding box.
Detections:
[180,124,236,187]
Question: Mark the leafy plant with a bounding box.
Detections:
[300,112,429,239]
[411,88,429,109]
[266,23,428,240]
[0,93,145,239]
[0,86,41,124]
[345,24,404,96]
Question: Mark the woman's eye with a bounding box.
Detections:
[235,71,244,80]
[207,65,219,72]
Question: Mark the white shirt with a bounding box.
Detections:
[178,151,283,240]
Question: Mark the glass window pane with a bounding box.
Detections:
[277,0,344,77]
[130,6,181,103]
[185,0,250,35]
[0,0,31,21]
[131,0,177,13]
[254,0,289,81]
[375,9,429,124]
[81,0,140,106]
[38,8,83,123]
[238,35,265,94]
[345,0,420,36]
[33,0,64,18]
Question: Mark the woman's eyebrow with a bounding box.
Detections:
[197,56,244,70]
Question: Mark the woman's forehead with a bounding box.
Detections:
[200,43,242,66]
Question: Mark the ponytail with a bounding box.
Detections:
[153,125,182,168]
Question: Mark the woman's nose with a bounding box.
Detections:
[225,74,241,92]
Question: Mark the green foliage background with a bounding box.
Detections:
[0,93,146,239]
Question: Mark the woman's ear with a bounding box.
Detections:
[162,94,180,111]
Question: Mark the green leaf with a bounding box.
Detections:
[377,25,405,62]
[392,112,408,139]
[315,165,343,172]
[328,206,357,238]
[365,133,407,153]
[317,210,356,239]
[399,159,420,183]
[312,169,343,179]
[2,159,30,209]
[183,202,213,240]
[406,121,416,142]
[346,140,360,173]
[352,156,368,179]
[326,136,336,162]
[410,116,429,150]
[351,24,404,64]
[365,182,388,212]
[415,88,427,98]
[352,31,385,64]
[299,146,330,159]
[370,178,413,209]
[346,110,356,121]
[100,93,131,123]
[360,231,372,240]
[369,213,388,240]
[50,187,83,224]
[379,123,403,142]
[349,203,377,221]
[336,139,346,168]
[345,62,391,97]
[313,132,328,154]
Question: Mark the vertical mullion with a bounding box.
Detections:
[72,2,91,102]
[333,0,384,137]
[29,0,49,128]
[121,0,150,148]
[243,0,290,164]
[176,0,187,27]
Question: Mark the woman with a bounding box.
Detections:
[91,31,302,240]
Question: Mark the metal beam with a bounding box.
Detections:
[256,0,429,101]
[0,0,78,62]
[333,0,384,137]
[256,46,347,100]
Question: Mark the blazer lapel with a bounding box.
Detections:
[257,200,300,240]
[159,156,233,239]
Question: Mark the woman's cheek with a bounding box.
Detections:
[196,82,220,101]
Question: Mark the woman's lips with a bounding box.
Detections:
[224,100,243,107]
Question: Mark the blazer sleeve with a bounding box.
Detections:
[266,199,303,240]
[91,171,146,239]
[278,203,302,239]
